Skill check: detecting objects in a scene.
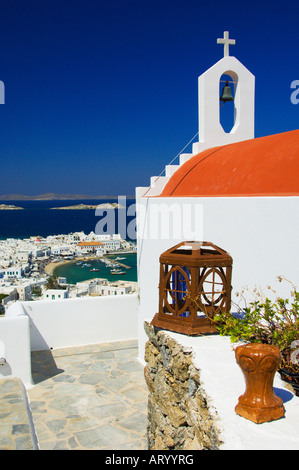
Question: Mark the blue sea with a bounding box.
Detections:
[0,199,136,240]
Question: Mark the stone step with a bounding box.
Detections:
[0,377,39,450]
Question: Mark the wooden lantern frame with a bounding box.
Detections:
[151,241,233,335]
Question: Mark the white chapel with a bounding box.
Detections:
[136,31,299,361]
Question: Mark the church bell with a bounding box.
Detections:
[220,81,234,103]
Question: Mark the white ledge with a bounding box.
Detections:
[165,332,299,450]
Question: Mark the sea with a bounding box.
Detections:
[0,199,137,284]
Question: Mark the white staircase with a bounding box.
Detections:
[140,152,195,197]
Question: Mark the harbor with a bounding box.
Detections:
[45,253,133,277]
[52,252,137,285]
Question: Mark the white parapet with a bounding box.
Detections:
[0,303,33,389]
[6,294,139,352]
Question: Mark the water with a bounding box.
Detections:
[53,253,137,284]
[0,199,136,239]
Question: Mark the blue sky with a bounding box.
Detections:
[0,0,298,197]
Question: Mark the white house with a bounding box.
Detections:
[51,245,72,256]
[100,281,135,296]
[101,239,121,251]
[0,266,24,280]
[72,278,108,297]
[43,288,69,301]
[76,241,105,254]
[16,250,31,262]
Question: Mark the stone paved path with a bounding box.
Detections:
[28,339,148,450]
[0,377,38,450]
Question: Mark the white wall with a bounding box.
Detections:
[7,294,139,351]
[136,196,299,362]
[0,307,33,388]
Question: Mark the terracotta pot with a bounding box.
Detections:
[235,343,285,423]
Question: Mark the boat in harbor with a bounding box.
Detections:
[110,269,126,275]
[90,268,100,272]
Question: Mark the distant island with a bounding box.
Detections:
[51,203,125,210]
[0,204,24,210]
[0,193,135,201]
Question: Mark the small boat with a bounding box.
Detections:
[90,268,100,272]
[111,270,126,275]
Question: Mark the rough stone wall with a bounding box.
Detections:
[144,322,223,450]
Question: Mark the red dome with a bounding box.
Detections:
[160,130,299,197]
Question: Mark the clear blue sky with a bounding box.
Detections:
[0,0,298,197]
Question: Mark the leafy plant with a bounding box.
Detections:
[45,274,59,290]
[214,279,299,373]
[44,274,67,290]
[31,285,42,297]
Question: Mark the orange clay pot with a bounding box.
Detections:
[235,343,285,424]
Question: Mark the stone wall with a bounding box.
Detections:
[144,322,223,450]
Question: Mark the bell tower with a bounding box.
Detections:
[192,31,255,155]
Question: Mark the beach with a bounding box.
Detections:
[44,254,102,276]
[44,260,70,275]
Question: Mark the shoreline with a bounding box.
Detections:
[44,260,71,275]
[44,255,99,276]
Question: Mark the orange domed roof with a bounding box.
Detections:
[160,130,299,197]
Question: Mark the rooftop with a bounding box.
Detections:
[160,130,299,197]
[0,339,148,450]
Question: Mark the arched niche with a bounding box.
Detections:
[219,70,238,134]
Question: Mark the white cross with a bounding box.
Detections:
[217,31,236,57]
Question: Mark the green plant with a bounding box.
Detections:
[214,279,299,372]
[45,274,59,290]
[0,293,9,302]
[31,285,42,297]
[44,274,67,290]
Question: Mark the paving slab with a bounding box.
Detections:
[0,377,38,450]
[28,340,148,450]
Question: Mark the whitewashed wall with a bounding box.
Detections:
[0,310,33,388]
[136,196,299,362]
[22,294,138,350]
